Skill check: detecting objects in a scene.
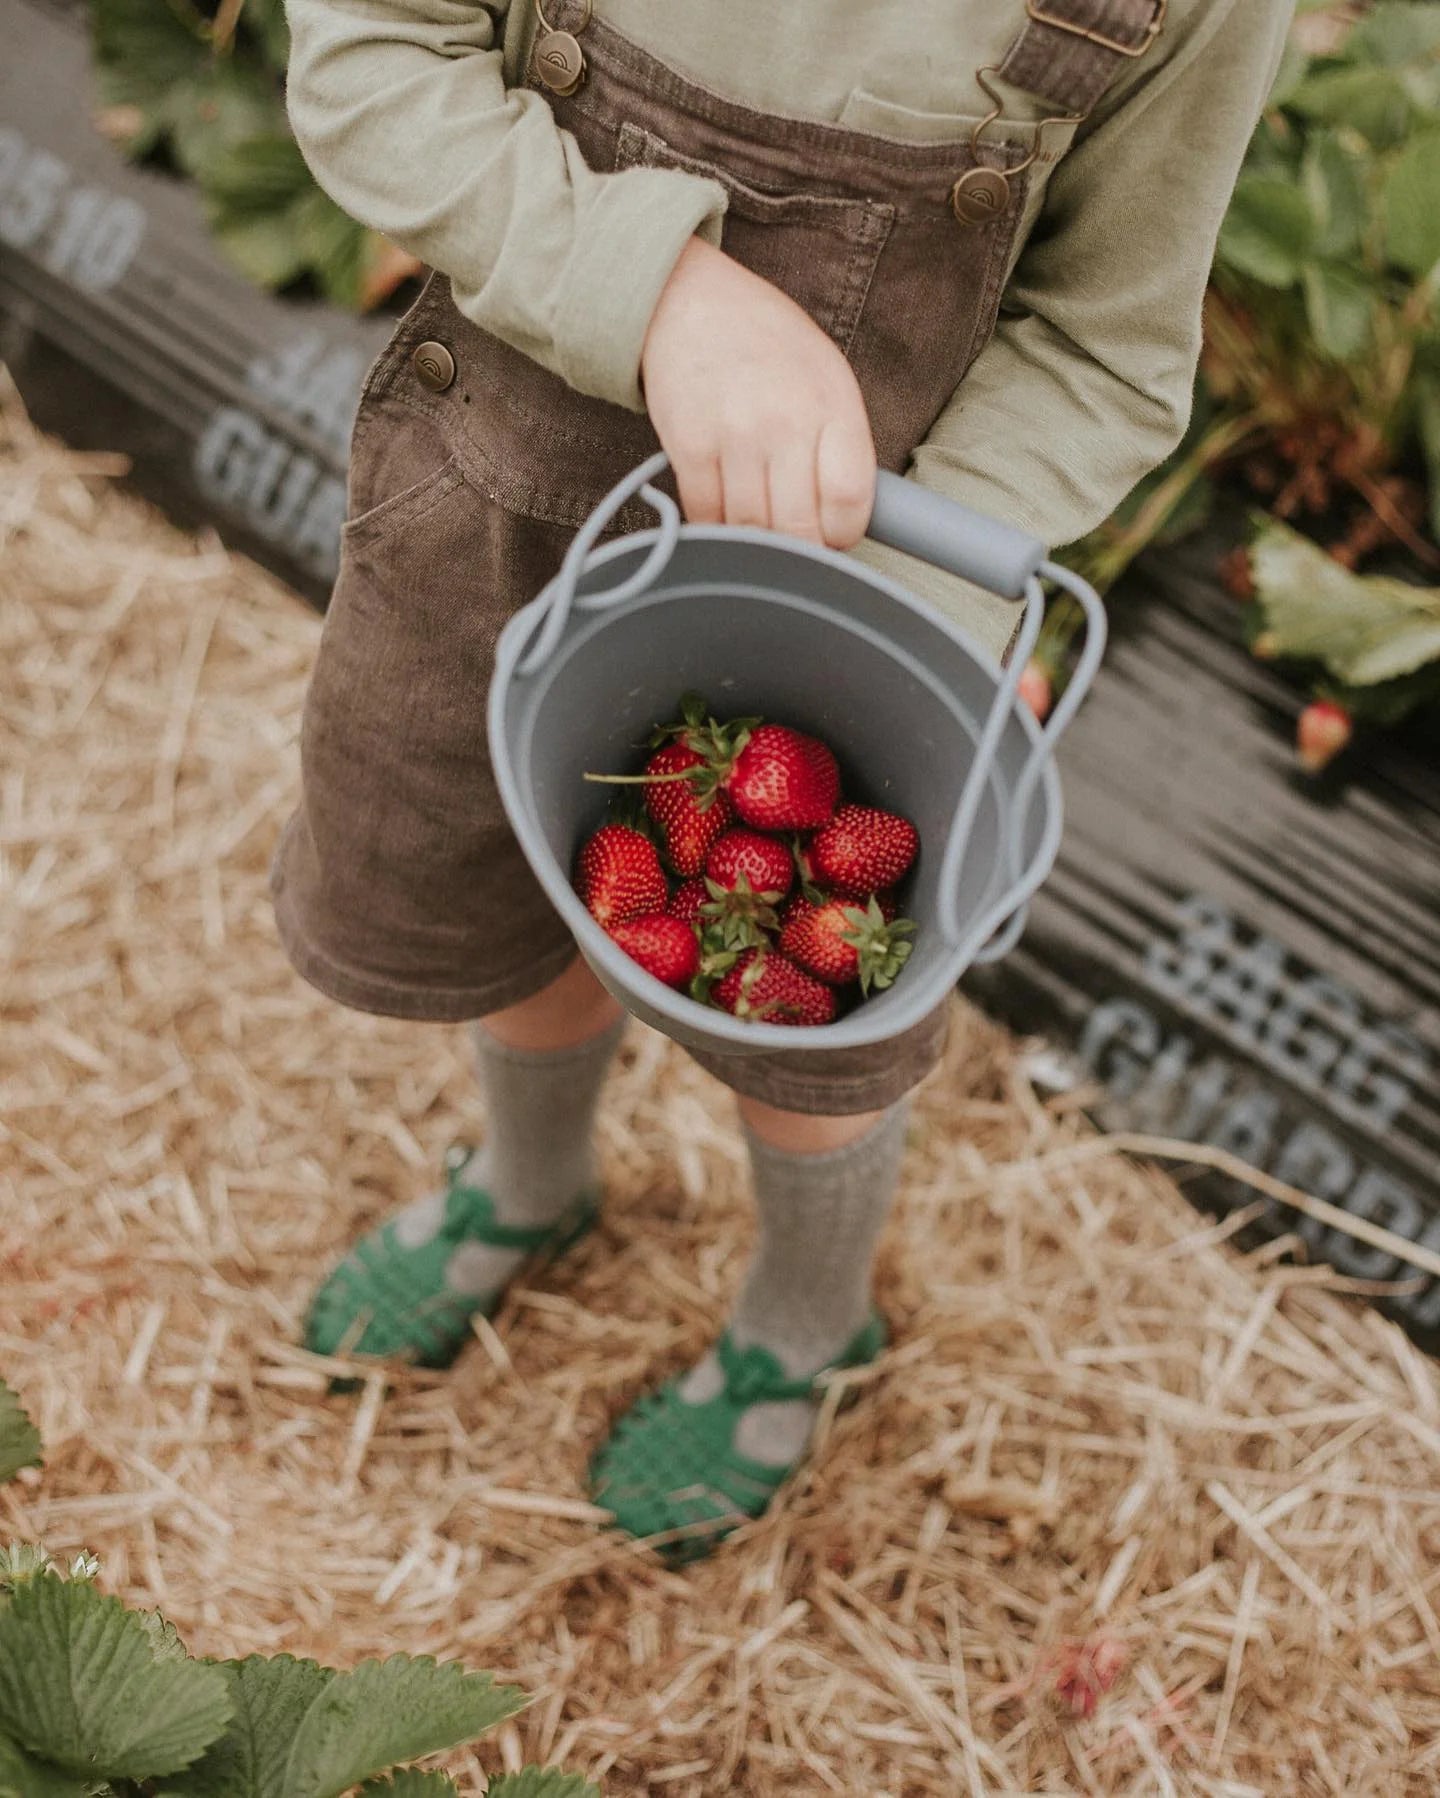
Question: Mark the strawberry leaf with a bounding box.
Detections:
[175,1653,526,1798]
[1250,518,1440,685]
[0,1732,88,1798]
[0,1380,41,1483]
[355,1774,462,1798]
[485,1771,602,1798]
[0,1574,232,1779]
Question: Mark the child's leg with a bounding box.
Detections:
[591,1090,910,1560]
[305,958,624,1368]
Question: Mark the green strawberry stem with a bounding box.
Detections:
[585,769,695,784]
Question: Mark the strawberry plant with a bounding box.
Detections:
[0,1378,598,1798]
[1048,1,1440,762]
[89,0,419,307]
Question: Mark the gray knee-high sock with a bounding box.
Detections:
[679,1100,910,1463]
[392,1015,626,1296]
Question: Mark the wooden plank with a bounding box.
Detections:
[0,0,390,604]
[965,531,1440,1346]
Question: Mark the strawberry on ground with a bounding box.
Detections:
[711,947,837,1027]
[608,913,701,989]
[780,894,916,994]
[643,742,734,875]
[808,804,918,898]
[576,824,667,927]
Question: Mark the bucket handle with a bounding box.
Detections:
[516,451,680,676]
[943,558,1108,955]
[516,451,1052,676]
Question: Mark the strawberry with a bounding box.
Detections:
[705,830,794,902]
[711,947,837,1027]
[780,894,916,994]
[588,698,838,834]
[1296,698,1352,773]
[576,824,667,927]
[727,724,839,831]
[643,742,734,875]
[608,913,701,989]
[1018,659,1053,721]
[697,829,793,950]
[807,804,918,898]
[668,878,710,926]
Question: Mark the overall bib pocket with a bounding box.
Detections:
[613,120,896,357]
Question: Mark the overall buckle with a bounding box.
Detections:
[1024,0,1167,59]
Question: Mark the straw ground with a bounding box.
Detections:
[3,379,1438,1795]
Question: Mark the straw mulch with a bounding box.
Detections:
[3,374,1439,1798]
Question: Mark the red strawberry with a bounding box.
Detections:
[608,913,701,989]
[668,878,710,926]
[643,743,734,875]
[711,947,837,1027]
[780,894,916,994]
[808,804,918,898]
[1297,698,1352,773]
[727,724,839,831]
[705,830,794,902]
[590,699,837,835]
[576,824,667,927]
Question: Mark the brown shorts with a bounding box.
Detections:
[272,4,1033,1114]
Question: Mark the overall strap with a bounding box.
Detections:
[998,0,1167,117]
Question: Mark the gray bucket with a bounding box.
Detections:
[487,452,1105,1056]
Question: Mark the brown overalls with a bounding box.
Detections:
[270,0,1161,1113]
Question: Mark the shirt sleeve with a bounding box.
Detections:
[282,0,728,412]
[847,0,1295,660]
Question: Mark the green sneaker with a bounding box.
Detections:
[589,1313,887,1564]
[304,1143,598,1371]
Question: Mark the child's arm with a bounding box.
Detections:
[283,0,729,412]
[846,0,1295,655]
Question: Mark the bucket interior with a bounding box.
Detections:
[497,532,1055,1051]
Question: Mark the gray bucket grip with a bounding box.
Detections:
[866,471,1047,601]
[504,452,1105,988]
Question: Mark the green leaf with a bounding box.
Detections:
[1250,519,1440,686]
[356,1775,462,1798]
[1384,131,1440,276]
[1300,260,1376,360]
[284,1657,528,1797]
[174,1654,526,1798]
[1288,67,1414,149]
[170,1656,335,1798]
[1346,2,1440,69]
[1215,176,1316,286]
[240,0,291,67]
[0,1575,231,1780]
[485,1772,602,1798]
[137,1607,192,1664]
[0,1731,89,1798]
[0,1380,41,1482]
[1300,132,1369,260]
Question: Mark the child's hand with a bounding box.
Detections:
[640,234,876,548]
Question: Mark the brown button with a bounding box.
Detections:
[951,167,1011,227]
[412,341,456,393]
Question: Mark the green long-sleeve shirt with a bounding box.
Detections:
[282,0,1292,651]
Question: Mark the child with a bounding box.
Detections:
[273,0,1292,1560]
